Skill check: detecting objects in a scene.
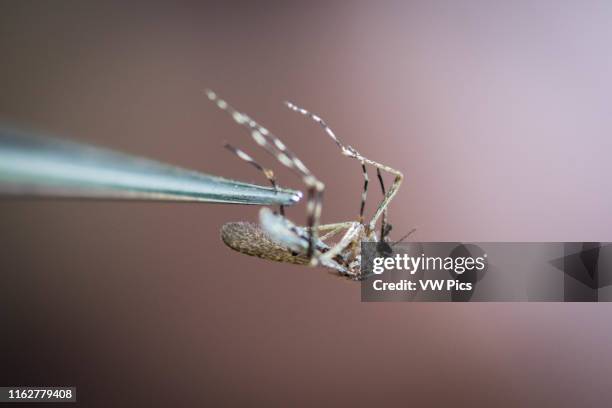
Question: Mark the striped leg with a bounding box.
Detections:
[224,143,284,215]
[376,168,389,240]
[206,90,325,264]
[359,163,369,224]
[286,102,371,225]
[316,222,355,241]
[284,101,403,236]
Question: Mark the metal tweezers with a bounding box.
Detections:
[0,127,301,206]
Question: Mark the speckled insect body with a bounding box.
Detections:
[207,90,404,279]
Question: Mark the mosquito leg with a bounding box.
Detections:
[224,143,284,215]
[314,222,355,241]
[206,90,325,265]
[313,222,355,232]
[366,163,402,233]
[284,100,403,235]
[286,101,371,225]
[320,226,347,242]
[376,167,388,240]
[320,222,362,260]
[319,257,356,277]
[359,162,369,224]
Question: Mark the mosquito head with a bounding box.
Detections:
[381,223,393,240]
[376,241,394,257]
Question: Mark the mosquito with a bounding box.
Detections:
[206,90,404,280]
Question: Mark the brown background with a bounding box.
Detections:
[1,1,611,406]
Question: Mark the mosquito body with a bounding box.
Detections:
[206,90,403,280]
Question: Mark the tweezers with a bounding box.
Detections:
[0,127,302,206]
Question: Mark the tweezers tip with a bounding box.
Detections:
[290,190,303,203]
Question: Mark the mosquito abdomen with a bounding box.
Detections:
[220,222,310,265]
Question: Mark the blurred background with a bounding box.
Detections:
[1,1,611,406]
